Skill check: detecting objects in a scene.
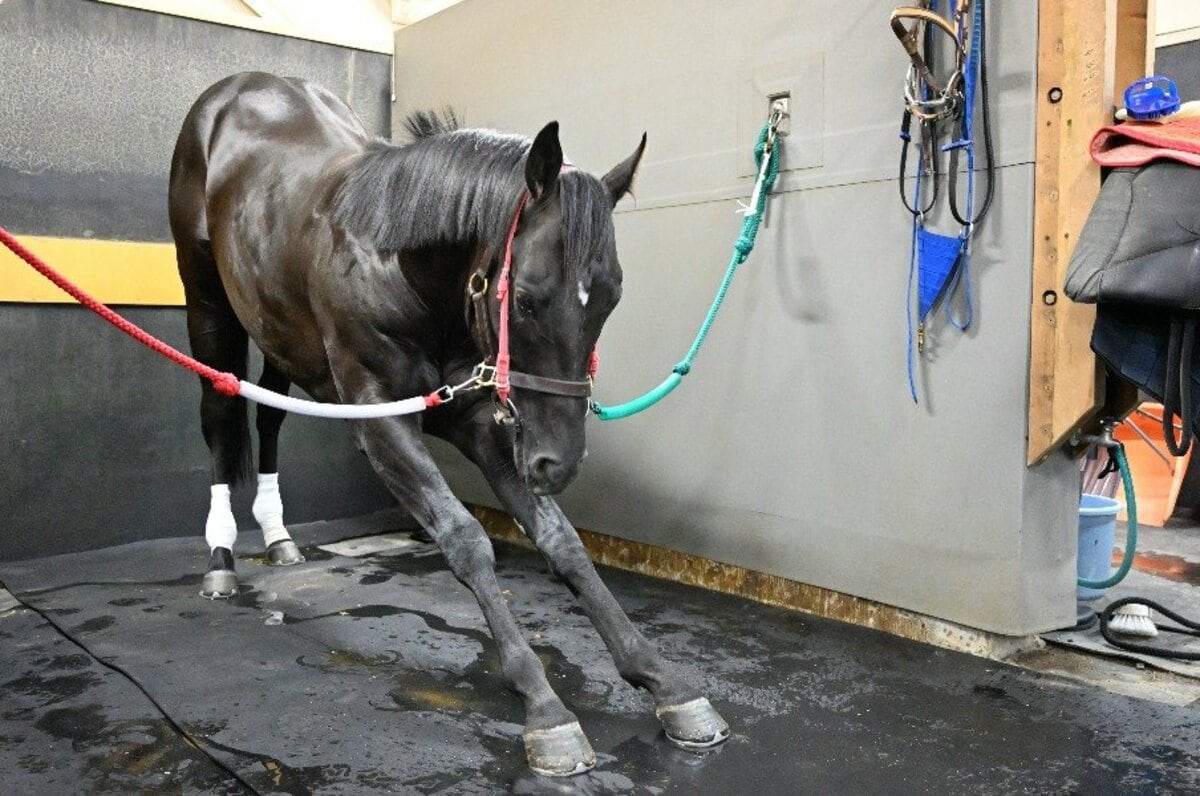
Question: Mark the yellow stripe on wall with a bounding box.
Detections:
[0,235,184,306]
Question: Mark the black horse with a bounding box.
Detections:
[168,72,728,776]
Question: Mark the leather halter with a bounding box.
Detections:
[464,190,598,412]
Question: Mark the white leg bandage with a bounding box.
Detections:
[205,484,237,551]
[253,472,292,549]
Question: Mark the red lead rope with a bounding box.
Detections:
[4,215,600,407]
[0,227,242,396]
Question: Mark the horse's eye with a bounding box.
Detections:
[514,293,537,316]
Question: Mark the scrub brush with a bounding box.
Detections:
[1107,602,1158,638]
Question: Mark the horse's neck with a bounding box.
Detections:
[391,243,481,343]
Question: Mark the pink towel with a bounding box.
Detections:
[1091,116,1200,168]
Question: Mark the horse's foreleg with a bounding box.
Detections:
[449,418,729,750]
[350,410,596,776]
[253,362,303,565]
[526,500,729,748]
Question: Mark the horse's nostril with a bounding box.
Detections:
[526,453,580,494]
[529,453,563,483]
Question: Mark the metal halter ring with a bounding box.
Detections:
[468,272,489,299]
[768,102,788,132]
[493,394,520,427]
[904,65,963,122]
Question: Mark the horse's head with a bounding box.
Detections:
[501,121,645,495]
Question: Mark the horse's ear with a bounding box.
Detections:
[525,121,563,199]
[602,133,647,205]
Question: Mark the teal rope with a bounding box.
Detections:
[592,123,781,421]
[1078,444,1138,590]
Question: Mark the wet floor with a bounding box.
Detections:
[1116,550,1200,587]
[1,524,1198,795]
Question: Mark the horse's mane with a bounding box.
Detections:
[401,108,461,139]
[331,111,614,271]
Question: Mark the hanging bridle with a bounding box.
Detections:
[465,188,600,425]
[890,3,966,123]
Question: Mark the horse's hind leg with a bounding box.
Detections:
[442,416,730,750]
[252,362,304,566]
[178,241,251,599]
[194,317,249,598]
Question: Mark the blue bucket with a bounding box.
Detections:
[1077,493,1121,601]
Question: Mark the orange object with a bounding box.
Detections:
[1113,403,1192,527]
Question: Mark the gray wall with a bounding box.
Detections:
[396,0,1079,635]
[1156,41,1200,109]
[0,0,396,559]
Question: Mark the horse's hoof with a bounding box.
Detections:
[200,569,238,599]
[656,698,730,749]
[523,721,596,777]
[265,539,305,566]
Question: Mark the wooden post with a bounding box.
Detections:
[1026,0,1153,464]
[1113,0,1156,108]
[1027,0,1110,464]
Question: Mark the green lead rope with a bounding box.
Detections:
[592,122,782,421]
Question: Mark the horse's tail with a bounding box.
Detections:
[402,108,461,139]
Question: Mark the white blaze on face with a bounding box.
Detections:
[578,280,590,307]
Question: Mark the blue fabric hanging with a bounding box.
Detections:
[916,229,964,322]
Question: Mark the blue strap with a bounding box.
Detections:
[944,234,973,331]
[905,0,934,404]
[906,181,922,404]
[944,0,983,332]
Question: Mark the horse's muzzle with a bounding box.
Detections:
[525,452,580,496]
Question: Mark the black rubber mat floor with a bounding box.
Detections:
[1,518,1197,794]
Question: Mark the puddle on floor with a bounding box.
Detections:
[1114,550,1200,587]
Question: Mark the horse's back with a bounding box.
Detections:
[169,72,368,242]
